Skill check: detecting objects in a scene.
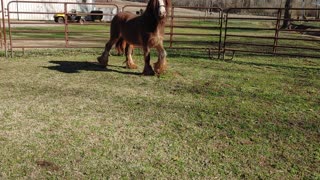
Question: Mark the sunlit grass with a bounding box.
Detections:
[0,49,319,179]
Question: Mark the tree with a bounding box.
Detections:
[281,0,292,29]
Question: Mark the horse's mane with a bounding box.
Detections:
[143,0,171,25]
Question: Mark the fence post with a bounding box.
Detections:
[1,0,7,57]
[64,3,69,48]
[317,0,320,19]
[273,9,282,55]
[222,10,229,60]
[169,6,174,48]
[217,9,223,59]
[0,0,2,49]
[7,3,13,57]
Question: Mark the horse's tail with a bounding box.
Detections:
[115,38,126,56]
[109,14,122,40]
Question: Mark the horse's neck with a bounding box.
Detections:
[142,12,166,33]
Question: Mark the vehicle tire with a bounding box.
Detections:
[57,17,65,24]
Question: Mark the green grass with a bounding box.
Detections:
[0,49,319,179]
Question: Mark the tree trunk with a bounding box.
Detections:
[281,0,292,29]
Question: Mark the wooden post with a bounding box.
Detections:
[317,0,320,19]
[169,6,174,48]
[64,3,69,48]
[1,0,7,57]
[273,9,282,55]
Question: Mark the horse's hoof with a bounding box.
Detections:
[127,63,138,69]
[97,56,108,67]
[154,62,167,75]
[142,69,155,76]
[97,56,103,64]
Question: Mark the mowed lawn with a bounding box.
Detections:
[0,49,319,179]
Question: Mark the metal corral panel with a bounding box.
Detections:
[100,7,117,21]
[6,0,94,20]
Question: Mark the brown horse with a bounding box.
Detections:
[97,0,171,75]
[115,38,127,56]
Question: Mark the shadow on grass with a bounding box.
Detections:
[45,61,141,75]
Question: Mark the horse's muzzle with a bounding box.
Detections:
[159,6,166,18]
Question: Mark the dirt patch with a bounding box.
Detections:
[36,160,60,171]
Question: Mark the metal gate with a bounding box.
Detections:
[223,8,320,59]
[5,0,118,57]
[1,0,320,59]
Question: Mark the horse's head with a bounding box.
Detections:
[147,0,171,20]
[157,0,167,18]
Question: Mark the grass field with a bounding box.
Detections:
[0,49,319,179]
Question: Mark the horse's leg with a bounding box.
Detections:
[97,37,119,67]
[125,44,138,69]
[115,38,123,56]
[154,43,167,74]
[142,47,155,76]
[121,39,127,55]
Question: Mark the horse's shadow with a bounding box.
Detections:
[45,61,141,75]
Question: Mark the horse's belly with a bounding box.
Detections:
[121,27,163,47]
[124,36,162,47]
[121,31,142,46]
[123,36,142,46]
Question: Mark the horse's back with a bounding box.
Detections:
[112,11,137,24]
[110,11,137,37]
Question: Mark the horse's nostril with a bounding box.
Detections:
[159,12,166,17]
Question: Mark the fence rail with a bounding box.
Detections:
[1,0,320,59]
[223,7,320,59]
